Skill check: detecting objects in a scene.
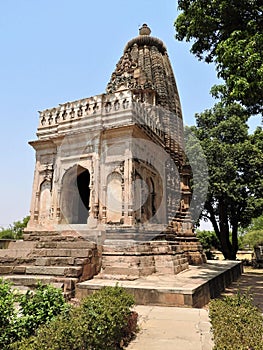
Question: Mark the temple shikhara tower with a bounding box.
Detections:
[3,25,207,298]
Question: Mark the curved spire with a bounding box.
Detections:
[106,24,182,118]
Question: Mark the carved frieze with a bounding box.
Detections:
[39,164,53,183]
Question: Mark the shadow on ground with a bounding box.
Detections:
[222,268,263,311]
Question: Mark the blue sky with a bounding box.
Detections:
[0,0,260,228]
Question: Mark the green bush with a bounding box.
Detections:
[81,285,136,349]
[0,280,70,350]
[16,282,70,339]
[14,286,137,350]
[0,279,18,347]
[209,292,263,350]
[11,311,81,350]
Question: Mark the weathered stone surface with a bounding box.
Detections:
[13,266,27,274]
[26,265,83,277]
[76,261,243,307]
[35,257,75,266]
[0,231,100,299]
[0,266,14,274]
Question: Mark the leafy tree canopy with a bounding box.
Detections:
[175,0,263,115]
[240,214,263,248]
[0,216,29,240]
[189,102,263,259]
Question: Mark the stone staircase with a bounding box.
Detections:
[96,241,189,281]
[0,231,101,297]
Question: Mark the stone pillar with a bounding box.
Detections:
[26,157,41,229]
[127,151,134,225]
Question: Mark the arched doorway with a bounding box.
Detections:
[145,177,156,221]
[76,168,90,224]
[60,165,90,224]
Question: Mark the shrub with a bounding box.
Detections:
[209,292,263,350]
[11,310,81,350]
[14,286,137,350]
[16,282,70,338]
[81,285,136,349]
[0,280,70,350]
[0,279,18,347]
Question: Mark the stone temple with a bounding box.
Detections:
[1,25,219,303]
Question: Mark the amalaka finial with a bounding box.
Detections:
[139,24,151,36]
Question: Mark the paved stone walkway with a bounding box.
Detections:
[222,268,263,312]
[126,306,213,350]
[126,268,263,349]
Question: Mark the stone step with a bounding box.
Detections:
[0,265,83,278]
[23,230,86,241]
[0,249,34,258]
[2,274,78,293]
[33,248,95,258]
[6,240,36,249]
[35,241,97,249]
[23,231,61,241]
[38,236,86,242]
[0,265,29,274]
[102,241,182,254]
[25,265,83,277]
[34,257,89,266]
[95,273,139,281]
[100,266,154,278]
[0,257,36,265]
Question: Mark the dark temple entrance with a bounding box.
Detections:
[77,168,90,224]
[60,165,91,224]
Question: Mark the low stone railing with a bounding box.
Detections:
[38,91,133,130]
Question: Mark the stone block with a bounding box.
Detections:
[102,266,140,277]
[13,266,26,274]
[0,257,16,264]
[159,292,185,306]
[80,263,96,281]
[36,242,57,249]
[0,266,13,274]
[74,258,90,265]
[25,266,80,276]
[56,241,97,249]
[35,258,51,266]
[51,257,75,266]
[64,267,83,277]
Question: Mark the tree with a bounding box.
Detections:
[190,102,263,259]
[196,229,221,259]
[0,216,30,240]
[175,0,263,115]
[196,230,220,251]
[240,214,263,248]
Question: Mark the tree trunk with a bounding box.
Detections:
[218,200,236,260]
[231,223,239,258]
[206,200,237,260]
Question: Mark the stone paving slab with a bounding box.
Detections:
[126,306,213,350]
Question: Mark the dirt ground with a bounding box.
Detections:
[221,266,263,311]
